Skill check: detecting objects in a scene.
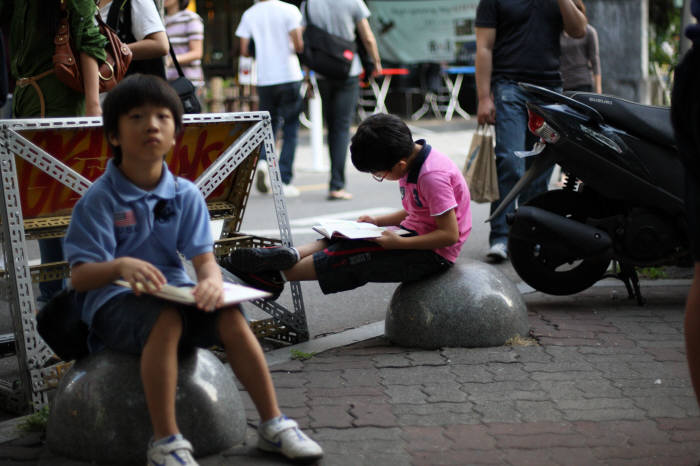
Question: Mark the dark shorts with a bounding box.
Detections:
[88,293,228,355]
[313,238,453,294]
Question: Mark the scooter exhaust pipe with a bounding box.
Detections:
[508,206,612,257]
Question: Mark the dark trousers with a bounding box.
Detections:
[257,80,303,185]
[318,76,359,192]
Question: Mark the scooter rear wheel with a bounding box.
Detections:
[508,190,611,295]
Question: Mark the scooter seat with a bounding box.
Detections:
[568,92,676,148]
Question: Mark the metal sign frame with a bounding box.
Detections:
[0,112,308,412]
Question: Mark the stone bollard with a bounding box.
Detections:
[46,348,246,464]
[385,261,529,349]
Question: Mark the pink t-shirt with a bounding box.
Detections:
[399,141,472,263]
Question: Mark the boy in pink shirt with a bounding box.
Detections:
[221,113,472,297]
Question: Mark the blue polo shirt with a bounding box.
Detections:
[64,160,213,326]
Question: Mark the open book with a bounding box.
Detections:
[312,219,411,240]
[114,280,270,307]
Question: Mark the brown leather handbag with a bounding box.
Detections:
[53,0,132,93]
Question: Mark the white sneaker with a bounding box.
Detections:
[487,243,508,262]
[281,184,300,198]
[257,415,323,461]
[147,435,198,466]
[256,160,271,194]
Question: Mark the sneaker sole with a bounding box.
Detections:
[229,248,297,273]
[257,442,323,462]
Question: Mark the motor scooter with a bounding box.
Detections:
[488,83,689,304]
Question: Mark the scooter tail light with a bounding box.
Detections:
[527,110,559,144]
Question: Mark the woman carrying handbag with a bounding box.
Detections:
[2,0,106,306]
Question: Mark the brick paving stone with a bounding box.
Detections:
[563,407,647,422]
[529,370,603,382]
[499,448,562,466]
[537,337,602,346]
[442,347,518,364]
[450,364,497,383]
[272,387,307,407]
[592,333,639,348]
[470,389,550,403]
[270,371,308,388]
[307,386,385,399]
[372,353,413,368]
[308,404,354,428]
[380,365,454,385]
[632,396,692,418]
[443,424,497,450]
[671,395,700,416]
[575,378,625,398]
[407,351,449,366]
[462,380,542,399]
[392,402,480,426]
[646,347,687,362]
[583,362,641,379]
[509,346,552,363]
[384,384,428,404]
[514,400,564,422]
[656,416,700,430]
[411,449,504,465]
[349,401,397,427]
[487,363,532,381]
[486,420,575,436]
[423,382,468,403]
[556,397,638,411]
[521,361,595,373]
[401,425,451,451]
[539,380,585,401]
[495,432,587,449]
[305,370,347,388]
[545,446,607,466]
[474,400,522,423]
[341,367,382,386]
[577,346,647,356]
[669,429,700,442]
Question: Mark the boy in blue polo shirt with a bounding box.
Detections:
[63,75,322,466]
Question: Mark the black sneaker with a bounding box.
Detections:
[220,259,285,300]
[228,247,298,273]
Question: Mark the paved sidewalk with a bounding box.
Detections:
[1,279,699,465]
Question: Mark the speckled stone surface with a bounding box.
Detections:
[46,348,246,464]
[385,261,529,349]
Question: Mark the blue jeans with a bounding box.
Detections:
[257,81,303,185]
[318,76,360,192]
[489,79,557,247]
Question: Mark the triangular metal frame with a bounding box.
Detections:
[0,112,308,412]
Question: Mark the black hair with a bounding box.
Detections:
[178,0,191,10]
[102,74,184,165]
[350,113,414,173]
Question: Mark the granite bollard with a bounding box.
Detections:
[46,348,246,464]
[385,261,529,349]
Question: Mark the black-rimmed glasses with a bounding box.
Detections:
[371,171,389,182]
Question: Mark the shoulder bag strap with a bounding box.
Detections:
[169,41,185,78]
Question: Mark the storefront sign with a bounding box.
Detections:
[367,0,479,64]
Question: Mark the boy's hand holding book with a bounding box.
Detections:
[117,257,167,295]
[370,228,405,249]
[192,276,223,312]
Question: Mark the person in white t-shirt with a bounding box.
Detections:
[235,0,304,198]
[98,0,169,77]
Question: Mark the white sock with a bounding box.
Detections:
[290,247,301,262]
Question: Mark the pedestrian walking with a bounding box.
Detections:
[236,0,305,198]
[301,0,382,201]
[475,0,587,262]
[560,0,601,93]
